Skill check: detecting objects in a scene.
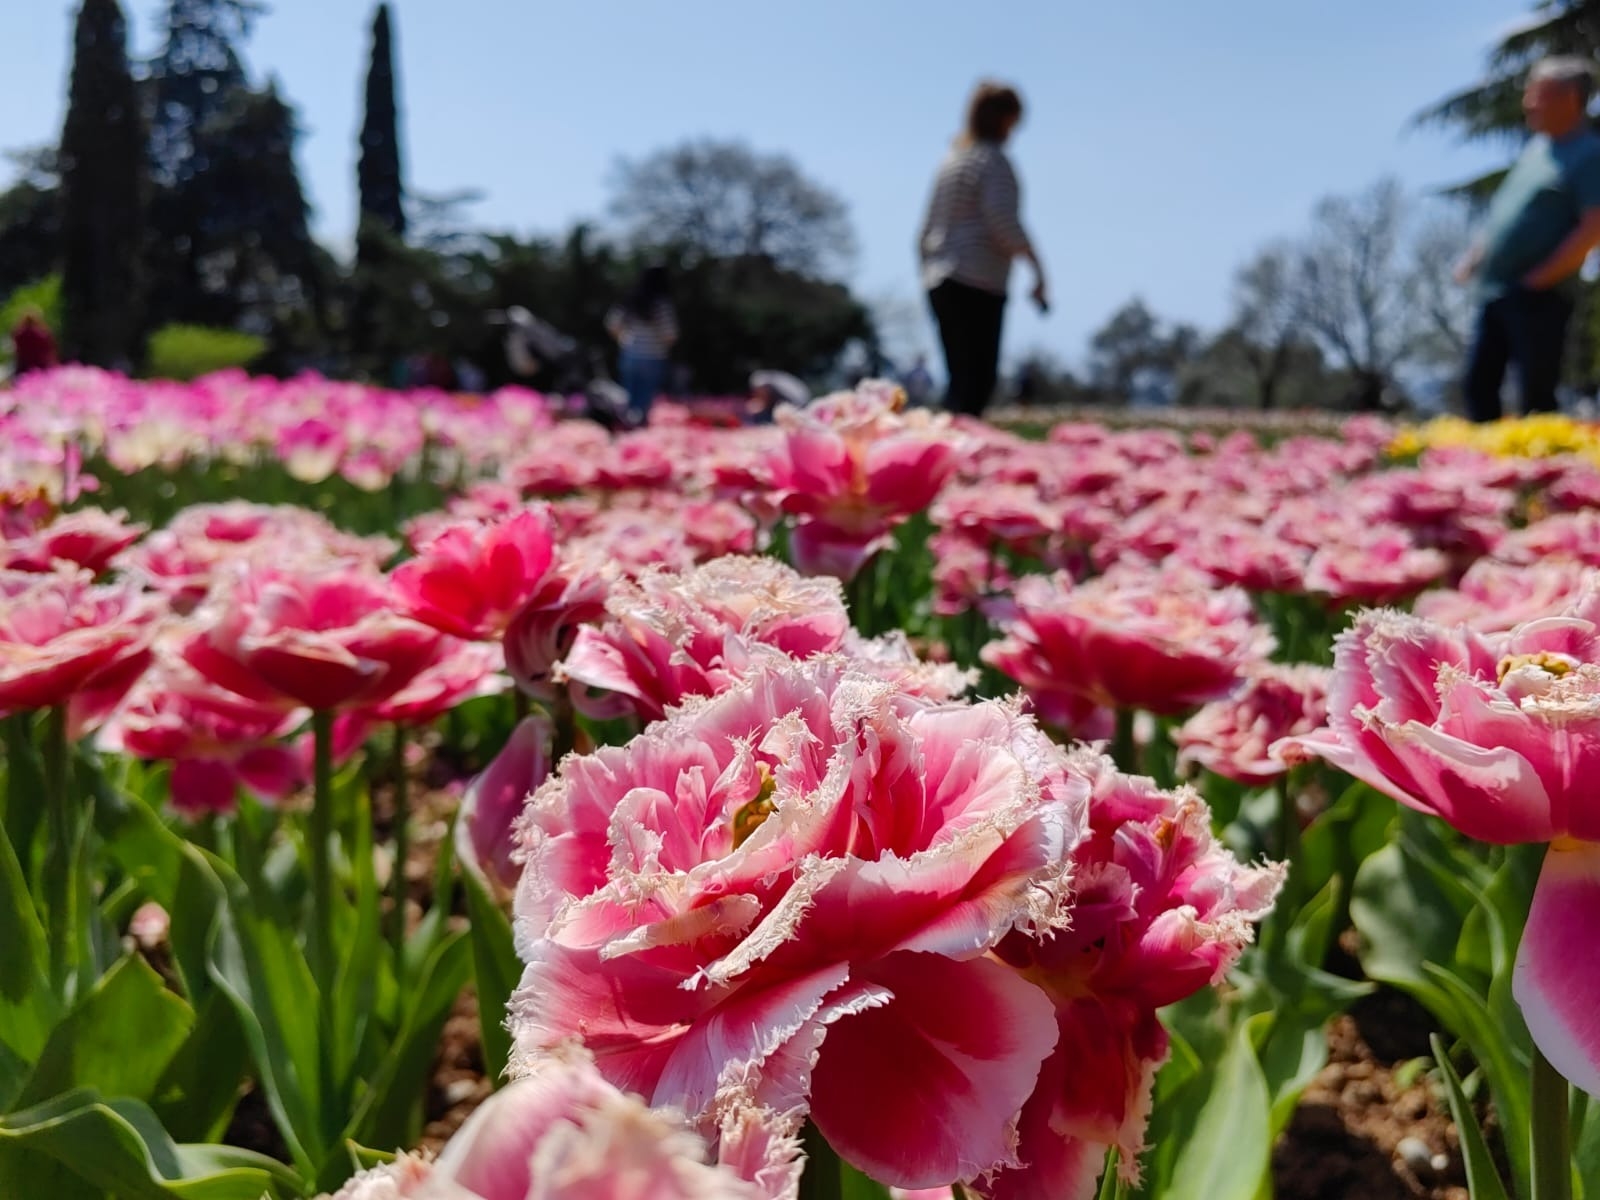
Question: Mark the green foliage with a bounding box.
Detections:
[144,324,266,380]
[0,1089,299,1199]
[462,870,520,1085]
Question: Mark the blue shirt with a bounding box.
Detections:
[1479,129,1600,300]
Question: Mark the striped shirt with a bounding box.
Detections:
[918,141,1032,296]
[606,302,679,360]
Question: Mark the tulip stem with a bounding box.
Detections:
[388,722,410,972]
[1276,772,1300,865]
[40,705,76,995]
[548,689,577,764]
[1112,708,1139,775]
[797,1122,842,1200]
[1531,1045,1573,1200]
[309,709,335,996]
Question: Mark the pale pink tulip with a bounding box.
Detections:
[393,509,559,640]
[118,503,394,612]
[1414,558,1596,633]
[983,571,1273,716]
[1497,510,1600,568]
[928,529,1012,619]
[930,484,1057,553]
[983,750,1284,1200]
[1277,590,1600,1096]
[320,1059,790,1199]
[510,660,1087,1190]
[1302,531,1450,606]
[1175,663,1330,785]
[458,714,553,896]
[1175,523,1308,594]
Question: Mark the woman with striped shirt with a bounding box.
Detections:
[919,82,1048,417]
[606,264,679,423]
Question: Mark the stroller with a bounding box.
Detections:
[491,306,634,431]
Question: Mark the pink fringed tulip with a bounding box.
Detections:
[983,571,1274,716]
[5,507,145,574]
[767,382,965,580]
[558,556,851,722]
[502,551,612,700]
[321,1059,794,1200]
[0,567,158,721]
[984,750,1284,1199]
[177,562,441,712]
[1278,590,1600,1097]
[393,509,559,640]
[509,660,1087,1190]
[100,672,306,815]
[1175,663,1330,785]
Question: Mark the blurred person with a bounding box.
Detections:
[11,310,58,376]
[747,369,810,425]
[1456,56,1600,422]
[605,263,678,423]
[900,353,935,407]
[918,81,1048,418]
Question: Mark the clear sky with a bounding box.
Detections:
[3,0,1520,369]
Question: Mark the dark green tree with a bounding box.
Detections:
[609,140,857,278]
[0,150,63,301]
[358,3,406,241]
[145,0,265,185]
[59,0,146,366]
[144,81,324,357]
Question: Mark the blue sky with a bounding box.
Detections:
[4,0,1520,368]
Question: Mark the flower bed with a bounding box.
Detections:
[0,367,1593,1199]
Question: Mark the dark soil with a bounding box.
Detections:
[418,987,494,1157]
[1273,989,1469,1200]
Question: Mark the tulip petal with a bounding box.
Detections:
[810,952,1059,1189]
[1514,841,1600,1099]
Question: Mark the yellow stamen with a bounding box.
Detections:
[1497,652,1573,684]
[730,764,777,850]
[1551,836,1589,853]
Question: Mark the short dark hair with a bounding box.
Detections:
[964,82,1024,144]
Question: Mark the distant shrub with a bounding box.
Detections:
[146,324,267,381]
[0,275,64,364]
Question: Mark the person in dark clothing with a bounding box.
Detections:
[11,311,58,376]
[606,264,678,424]
[1457,57,1600,422]
[918,81,1048,418]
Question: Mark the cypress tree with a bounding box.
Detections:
[358,3,406,240]
[59,0,146,367]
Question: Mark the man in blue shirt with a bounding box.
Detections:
[1458,57,1600,422]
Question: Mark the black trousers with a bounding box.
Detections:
[1463,287,1575,423]
[929,278,1006,417]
